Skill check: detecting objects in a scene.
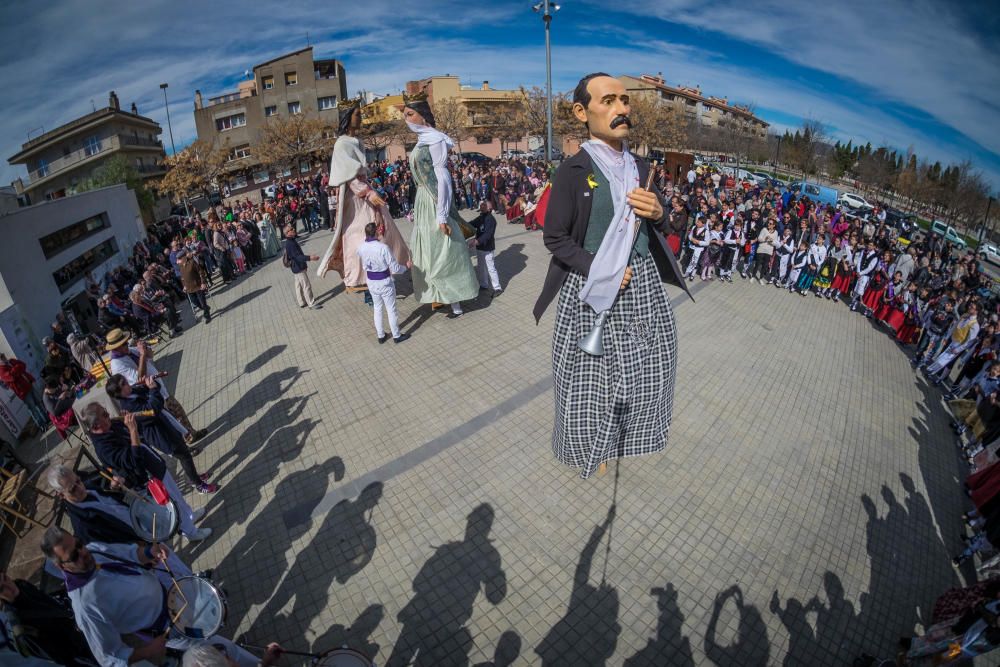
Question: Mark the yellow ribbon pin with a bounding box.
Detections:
[586,173,599,190]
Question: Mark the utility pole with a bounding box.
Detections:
[534,1,559,162]
[773,134,782,179]
[160,83,190,217]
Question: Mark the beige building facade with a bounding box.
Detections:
[193,47,347,198]
[7,92,166,205]
[620,74,769,139]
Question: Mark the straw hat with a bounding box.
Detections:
[105,328,129,350]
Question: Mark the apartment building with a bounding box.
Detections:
[192,47,347,198]
[620,74,769,139]
[7,91,166,205]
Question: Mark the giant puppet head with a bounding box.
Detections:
[571,73,633,148]
[338,103,362,136]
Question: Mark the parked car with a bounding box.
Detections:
[884,207,916,233]
[837,192,874,211]
[459,152,492,165]
[789,181,840,208]
[930,220,967,249]
[980,244,1000,267]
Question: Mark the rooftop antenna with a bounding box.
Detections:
[306,31,310,47]
[90,99,96,112]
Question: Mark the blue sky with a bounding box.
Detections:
[1,0,997,191]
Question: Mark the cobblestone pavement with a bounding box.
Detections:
[150,216,968,665]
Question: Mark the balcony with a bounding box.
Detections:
[25,134,165,187]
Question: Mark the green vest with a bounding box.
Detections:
[582,168,649,258]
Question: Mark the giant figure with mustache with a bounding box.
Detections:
[533,73,691,479]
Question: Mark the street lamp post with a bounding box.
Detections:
[534,1,560,162]
[160,83,190,217]
[773,134,782,179]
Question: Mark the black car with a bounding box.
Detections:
[459,152,492,165]
[884,207,916,233]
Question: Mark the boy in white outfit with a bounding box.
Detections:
[787,240,809,293]
[684,216,709,279]
[357,222,411,344]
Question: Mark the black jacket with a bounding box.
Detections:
[118,386,186,456]
[473,212,497,253]
[283,237,309,274]
[90,421,166,487]
[63,479,138,545]
[533,149,691,323]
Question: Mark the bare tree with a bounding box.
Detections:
[430,98,472,152]
[255,115,335,172]
[160,139,230,200]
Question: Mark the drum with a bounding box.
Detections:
[129,494,179,542]
[167,576,228,639]
[315,647,375,666]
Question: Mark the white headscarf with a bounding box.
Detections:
[407,121,455,149]
[578,139,641,314]
[329,135,367,188]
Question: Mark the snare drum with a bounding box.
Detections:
[129,494,179,542]
[315,647,375,666]
[167,576,228,639]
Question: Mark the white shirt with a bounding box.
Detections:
[429,142,453,224]
[356,239,405,277]
[109,347,166,399]
[808,243,827,266]
[68,543,165,667]
[686,169,696,184]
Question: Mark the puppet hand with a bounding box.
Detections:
[620,266,633,290]
[627,188,663,220]
[439,223,451,237]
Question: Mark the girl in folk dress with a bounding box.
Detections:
[861,251,892,317]
[787,240,809,293]
[829,238,856,300]
[773,227,795,288]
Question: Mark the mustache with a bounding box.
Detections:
[610,115,633,129]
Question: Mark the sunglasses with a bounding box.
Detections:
[60,539,85,565]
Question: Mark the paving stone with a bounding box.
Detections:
[150,215,971,665]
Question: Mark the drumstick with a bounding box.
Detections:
[96,469,145,502]
[152,513,189,610]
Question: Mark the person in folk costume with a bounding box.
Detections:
[699,218,724,281]
[850,239,880,312]
[773,226,795,288]
[828,237,856,300]
[532,73,691,479]
[860,249,892,317]
[795,233,826,295]
[875,271,905,328]
[925,301,981,386]
[401,99,479,318]
[897,285,929,346]
[318,102,411,305]
[787,240,809,293]
[720,218,745,283]
[683,214,709,279]
[813,237,838,298]
[947,331,998,399]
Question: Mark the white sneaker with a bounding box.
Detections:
[192,507,207,523]
[185,527,212,542]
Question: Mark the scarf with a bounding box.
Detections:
[329,135,367,188]
[407,122,455,149]
[578,140,641,314]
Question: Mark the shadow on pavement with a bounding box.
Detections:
[624,584,695,666]
[704,585,770,666]
[493,242,528,288]
[249,481,385,650]
[212,286,271,318]
[386,503,507,667]
[536,505,620,666]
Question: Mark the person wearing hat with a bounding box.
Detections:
[176,250,212,323]
[317,102,411,305]
[105,330,206,444]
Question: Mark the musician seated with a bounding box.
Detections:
[45,464,193,577]
[40,526,257,667]
[0,571,96,665]
[182,641,284,667]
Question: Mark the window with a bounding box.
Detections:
[262,75,274,90]
[805,185,821,196]
[52,238,118,292]
[39,213,109,259]
[253,169,270,184]
[299,160,310,174]
[231,174,248,189]
[83,136,101,156]
[264,105,277,117]
[281,167,292,177]
[229,144,251,161]
[215,113,246,131]
[285,72,297,86]
[318,96,337,110]
[287,101,301,115]
[36,158,49,178]
[476,136,492,145]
